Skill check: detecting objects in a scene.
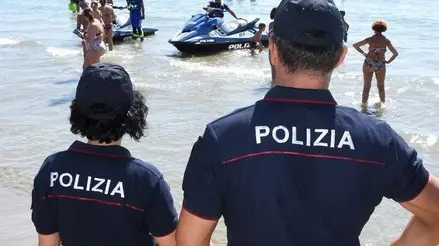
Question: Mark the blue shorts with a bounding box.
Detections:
[130,9,142,28]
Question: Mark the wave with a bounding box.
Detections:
[46,47,81,57]
[0,38,20,46]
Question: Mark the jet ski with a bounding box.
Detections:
[112,11,158,42]
[168,8,268,53]
[73,11,158,42]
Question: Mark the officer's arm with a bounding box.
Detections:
[390,176,439,246]
[38,233,60,246]
[176,127,223,246]
[32,156,60,246]
[382,124,439,245]
[146,178,178,246]
[140,0,145,16]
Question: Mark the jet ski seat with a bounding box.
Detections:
[226,18,260,35]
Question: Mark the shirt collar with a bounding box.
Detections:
[68,140,132,158]
[261,86,337,106]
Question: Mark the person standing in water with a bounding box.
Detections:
[250,23,266,53]
[340,10,349,42]
[82,8,106,69]
[99,0,116,51]
[268,7,276,81]
[126,0,145,41]
[91,0,104,23]
[353,20,398,107]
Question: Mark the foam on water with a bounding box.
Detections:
[46,47,81,57]
[0,38,20,46]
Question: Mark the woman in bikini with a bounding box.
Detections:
[353,20,398,107]
[99,0,116,51]
[82,8,106,69]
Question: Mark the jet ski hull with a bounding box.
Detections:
[169,35,269,53]
[113,27,158,42]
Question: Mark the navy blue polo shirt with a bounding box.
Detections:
[182,86,430,246]
[31,141,178,246]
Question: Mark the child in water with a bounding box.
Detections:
[250,23,266,53]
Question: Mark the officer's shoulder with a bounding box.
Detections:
[128,158,163,182]
[38,151,67,170]
[336,105,394,134]
[208,104,255,129]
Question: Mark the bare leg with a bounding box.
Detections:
[362,63,374,105]
[375,65,386,103]
[106,29,113,51]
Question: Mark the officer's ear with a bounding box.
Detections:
[335,44,348,68]
[268,35,278,67]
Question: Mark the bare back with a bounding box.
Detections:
[77,13,89,31]
[86,19,105,43]
[99,5,115,25]
[365,35,390,61]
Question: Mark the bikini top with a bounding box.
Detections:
[369,47,386,53]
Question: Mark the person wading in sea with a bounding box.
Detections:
[31,63,178,246]
[353,20,398,108]
[176,0,439,245]
[82,8,106,69]
[99,0,116,51]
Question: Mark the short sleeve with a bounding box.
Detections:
[146,177,178,237]
[31,155,58,235]
[383,125,430,202]
[182,126,224,220]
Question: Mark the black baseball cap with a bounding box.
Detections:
[273,0,344,47]
[74,63,134,120]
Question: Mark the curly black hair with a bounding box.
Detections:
[69,90,148,143]
[270,7,277,20]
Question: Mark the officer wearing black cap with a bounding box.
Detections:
[176,0,439,245]
[31,63,178,246]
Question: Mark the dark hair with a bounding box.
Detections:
[259,23,266,29]
[372,20,387,33]
[83,8,94,22]
[270,7,277,20]
[100,0,107,5]
[270,33,343,75]
[69,90,148,144]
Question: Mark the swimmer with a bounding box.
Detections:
[353,20,398,107]
[75,2,90,58]
[250,23,266,53]
[268,7,276,81]
[340,10,349,42]
[82,8,106,69]
[99,0,116,51]
[91,0,104,23]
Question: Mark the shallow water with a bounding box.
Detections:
[0,0,438,245]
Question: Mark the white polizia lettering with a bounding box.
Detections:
[49,172,125,198]
[254,126,355,150]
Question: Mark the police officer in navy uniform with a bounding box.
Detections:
[203,0,238,19]
[176,0,439,245]
[31,63,177,246]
